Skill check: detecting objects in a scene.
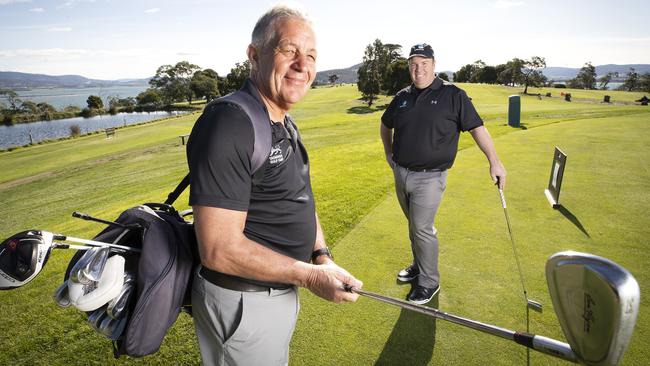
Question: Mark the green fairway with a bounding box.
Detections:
[0,84,648,365]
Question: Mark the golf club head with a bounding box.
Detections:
[546,251,640,366]
[87,305,108,331]
[70,247,101,285]
[0,230,53,289]
[107,279,134,320]
[108,312,129,341]
[52,281,71,307]
[82,246,110,282]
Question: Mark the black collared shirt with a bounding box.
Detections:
[381,78,483,170]
[186,79,316,286]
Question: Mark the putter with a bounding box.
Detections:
[345,251,639,366]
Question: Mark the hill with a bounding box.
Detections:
[0,71,150,89]
[543,64,650,80]
[315,63,361,84]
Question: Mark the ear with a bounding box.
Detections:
[247,44,258,71]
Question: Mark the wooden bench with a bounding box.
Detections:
[105,127,116,139]
[179,134,190,145]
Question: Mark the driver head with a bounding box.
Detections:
[546,251,640,366]
[0,231,53,289]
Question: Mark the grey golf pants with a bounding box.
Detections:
[393,165,447,288]
[192,268,300,366]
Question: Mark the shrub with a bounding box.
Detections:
[69,124,81,137]
[553,84,567,88]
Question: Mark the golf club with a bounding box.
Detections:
[107,272,135,320]
[1,230,139,289]
[52,281,71,308]
[496,179,542,365]
[70,248,100,285]
[82,246,110,283]
[72,211,139,230]
[345,251,639,366]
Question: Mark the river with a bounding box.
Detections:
[0,111,187,150]
[0,85,149,110]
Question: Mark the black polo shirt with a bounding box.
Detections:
[381,78,483,170]
[186,81,316,286]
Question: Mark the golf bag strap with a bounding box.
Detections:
[164,89,273,206]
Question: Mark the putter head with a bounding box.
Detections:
[546,251,640,366]
[0,231,53,289]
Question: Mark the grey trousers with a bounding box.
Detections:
[192,268,300,366]
[393,165,447,288]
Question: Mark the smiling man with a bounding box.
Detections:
[186,6,362,366]
[380,43,506,305]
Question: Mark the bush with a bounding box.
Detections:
[2,113,13,126]
[80,108,99,118]
[553,84,567,88]
[69,124,81,137]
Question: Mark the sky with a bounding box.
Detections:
[0,0,649,80]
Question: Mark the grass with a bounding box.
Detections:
[0,84,649,365]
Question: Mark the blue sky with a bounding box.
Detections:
[0,0,648,80]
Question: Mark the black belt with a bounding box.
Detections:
[401,165,444,173]
[200,267,292,292]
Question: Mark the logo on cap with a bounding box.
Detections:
[409,43,434,59]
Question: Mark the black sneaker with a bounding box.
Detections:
[407,285,440,305]
[397,264,419,282]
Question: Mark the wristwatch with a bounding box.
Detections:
[311,247,333,262]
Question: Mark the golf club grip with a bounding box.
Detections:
[513,333,578,363]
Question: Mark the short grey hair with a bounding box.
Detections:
[251,4,312,52]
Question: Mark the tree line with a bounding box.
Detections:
[355,39,650,106]
[0,59,252,126]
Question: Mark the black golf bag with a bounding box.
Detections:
[65,203,197,358]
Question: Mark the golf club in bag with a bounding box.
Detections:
[345,251,639,366]
[0,230,139,290]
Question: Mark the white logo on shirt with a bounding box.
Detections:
[399,100,408,108]
[431,100,438,104]
[269,145,284,164]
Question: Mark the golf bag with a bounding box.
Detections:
[65,203,196,358]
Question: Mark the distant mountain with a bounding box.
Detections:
[315,63,361,84]
[543,64,650,81]
[0,71,150,89]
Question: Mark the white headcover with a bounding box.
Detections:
[69,254,125,312]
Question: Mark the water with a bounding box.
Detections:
[0,85,149,109]
[0,111,186,150]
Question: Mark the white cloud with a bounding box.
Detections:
[144,7,159,13]
[494,0,524,8]
[47,27,72,32]
[0,0,31,5]
[29,7,44,12]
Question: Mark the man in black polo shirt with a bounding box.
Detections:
[380,43,506,305]
[187,6,362,365]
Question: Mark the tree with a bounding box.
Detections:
[438,72,449,81]
[598,72,618,90]
[222,60,251,95]
[37,102,57,120]
[641,73,650,93]
[87,95,104,109]
[0,88,21,112]
[475,65,498,84]
[575,62,597,90]
[136,88,163,107]
[454,63,475,83]
[622,68,639,92]
[191,69,220,102]
[328,74,339,85]
[521,56,547,94]
[357,41,383,106]
[383,58,410,95]
[497,58,525,86]
[149,61,201,104]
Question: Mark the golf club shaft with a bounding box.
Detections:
[72,211,134,229]
[346,286,577,363]
[52,233,140,253]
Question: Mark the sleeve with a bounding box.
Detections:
[187,103,255,211]
[457,90,484,132]
[381,95,399,128]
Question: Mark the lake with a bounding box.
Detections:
[0,111,187,150]
[0,85,149,109]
